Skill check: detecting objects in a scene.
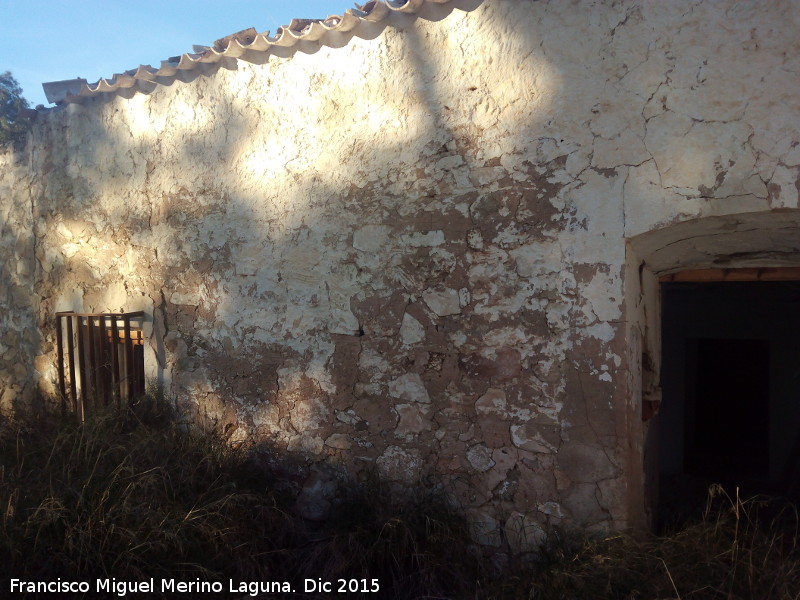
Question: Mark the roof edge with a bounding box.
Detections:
[41,0,455,107]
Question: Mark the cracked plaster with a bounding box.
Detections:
[1,0,799,552]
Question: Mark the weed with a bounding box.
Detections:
[0,400,478,598]
[0,400,797,599]
[483,486,800,600]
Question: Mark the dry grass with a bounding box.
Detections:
[0,398,480,598]
[0,399,798,599]
[484,486,800,600]
[0,398,295,585]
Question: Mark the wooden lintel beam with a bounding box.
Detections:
[659,267,800,283]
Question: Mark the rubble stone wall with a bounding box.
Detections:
[1,0,799,548]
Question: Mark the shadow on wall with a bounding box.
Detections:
[28,0,637,531]
[26,0,799,535]
[0,146,39,409]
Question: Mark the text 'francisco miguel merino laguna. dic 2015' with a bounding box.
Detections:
[9,578,296,596]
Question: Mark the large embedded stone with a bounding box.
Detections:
[394,403,431,437]
[388,373,430,403]
[376,446,422,484]
[422,286,461,316]
[466,443,496,472]
[399,312,426,345]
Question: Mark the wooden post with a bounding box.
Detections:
[56,315,66,412]
[111,317,121,408]
[76,317,87,422]
[123,316,134,402]
[87,316,98,413]
[98,316,109,406]
[65,315,78,413]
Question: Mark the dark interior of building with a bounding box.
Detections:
[659,280,800,518]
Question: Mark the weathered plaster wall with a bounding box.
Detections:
[0,149,38,407]
[2,0,799,549]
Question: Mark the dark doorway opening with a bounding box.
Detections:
[685,338,769,480]
[659,279,800,518]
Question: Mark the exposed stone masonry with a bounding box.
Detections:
[1,0,799,553]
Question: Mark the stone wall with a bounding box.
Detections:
[0,148,38,407]
[1,0,799,550]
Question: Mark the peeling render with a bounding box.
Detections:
[2,0,800,552]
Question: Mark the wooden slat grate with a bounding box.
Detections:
[55,311,145,419]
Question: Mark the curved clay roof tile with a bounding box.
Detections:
[41,0,459,106]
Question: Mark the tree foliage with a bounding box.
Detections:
[0,71,30,148]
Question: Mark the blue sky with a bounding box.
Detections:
[0,1,355,107]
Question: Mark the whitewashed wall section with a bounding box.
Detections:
[0,0,798,547]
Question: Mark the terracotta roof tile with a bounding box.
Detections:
[42,0,452,106]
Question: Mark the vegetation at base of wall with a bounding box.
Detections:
[0,398,797,599]
[0,71,30,150]
[0,397,481,599]
[489,488,800,600]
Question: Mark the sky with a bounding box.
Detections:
[0,1,356,107]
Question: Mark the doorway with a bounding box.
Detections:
[659,276,800,510]
[685,337,769,480]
